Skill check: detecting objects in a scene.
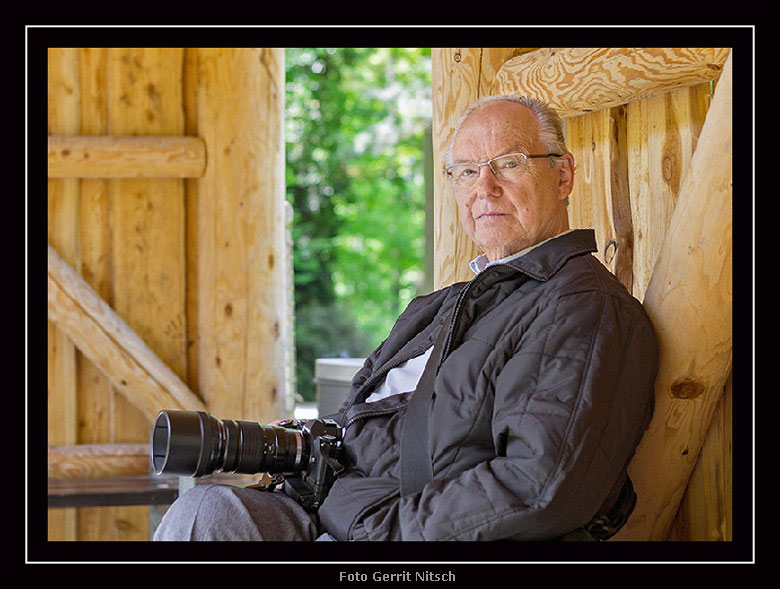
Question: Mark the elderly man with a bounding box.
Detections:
[154,95,657,542]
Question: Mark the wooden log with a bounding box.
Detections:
[566,110,617,274]
[74,49,115,448]
[606,105,634,293]
[47,48,80,449]
[193,48,287,422]
[669,371,733,540]
[491,48,730,118]
[612,51,732,541]
[47,47,81,541]
[72,47,123,544]
[47,244,207,422]
[106,49,189,476]
[565,105,633,293]
[626,83,712,300]
[48,134,206,178]
[48,444,150,480]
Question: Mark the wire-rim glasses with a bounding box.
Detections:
[444,152,562,187]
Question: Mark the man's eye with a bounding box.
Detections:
[460,167,478,177]
[496,158,520,170]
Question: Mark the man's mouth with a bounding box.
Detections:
[477,212,506,220]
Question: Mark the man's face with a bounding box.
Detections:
[450,101,574,261]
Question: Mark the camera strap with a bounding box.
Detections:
[399,305,455,497]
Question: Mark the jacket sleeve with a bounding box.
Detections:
[355,289,657,541]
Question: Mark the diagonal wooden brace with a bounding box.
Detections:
[47,244,207,422]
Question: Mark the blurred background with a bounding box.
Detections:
[285,48,433,409]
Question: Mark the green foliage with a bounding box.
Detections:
[286,48,432,402]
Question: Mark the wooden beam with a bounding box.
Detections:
[193,48,287,422]
[48,444,150,479]
[491,48,730,117]
[48,135,206,178]
[48,244,207,421]
[613,51,733,541]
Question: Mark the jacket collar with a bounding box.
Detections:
[470,228,598,281]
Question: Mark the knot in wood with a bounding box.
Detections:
[670,377,705,399]
[662,155,675,182]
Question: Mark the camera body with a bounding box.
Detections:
[151,410,346,511]
[279,417,345,510]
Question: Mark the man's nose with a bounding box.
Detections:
[475,164,501,197]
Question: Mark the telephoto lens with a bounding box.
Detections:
[151,410,307,477]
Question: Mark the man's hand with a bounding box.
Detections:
[269,418,295,427]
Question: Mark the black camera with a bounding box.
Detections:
[150,410,345,511]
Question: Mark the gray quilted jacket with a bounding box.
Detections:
[318,229,657,541]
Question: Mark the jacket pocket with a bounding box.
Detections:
[318,474,400,541]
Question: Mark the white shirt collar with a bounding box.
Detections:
[468,229,577,275]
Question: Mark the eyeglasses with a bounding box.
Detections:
[444,152,563,187]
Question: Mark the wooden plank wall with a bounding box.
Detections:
[431,48,731,541]
[47,48,287,541]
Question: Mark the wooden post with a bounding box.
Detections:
[566,110,620,276]
[48,46,80,541]
[105,50,190,501]
[193,48,287,422]
[564,105,633,293]
[75,48,115,448]
[606,105,634,293]
[613,52,733,541]
[71,47,117,541]
[626,83,712,299]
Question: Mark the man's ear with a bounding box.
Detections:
[557,152,575,201]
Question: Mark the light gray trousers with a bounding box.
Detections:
[153,484,336,541]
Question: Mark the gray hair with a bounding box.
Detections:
[443,95,568,168]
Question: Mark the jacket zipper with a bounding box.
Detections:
[342,264,511,431]
[344,280,475,432]
[339,348,429,429]
[441,263,528,362]
[440,280,475,363]
[440,267,499,363]
[344,405,405,430]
